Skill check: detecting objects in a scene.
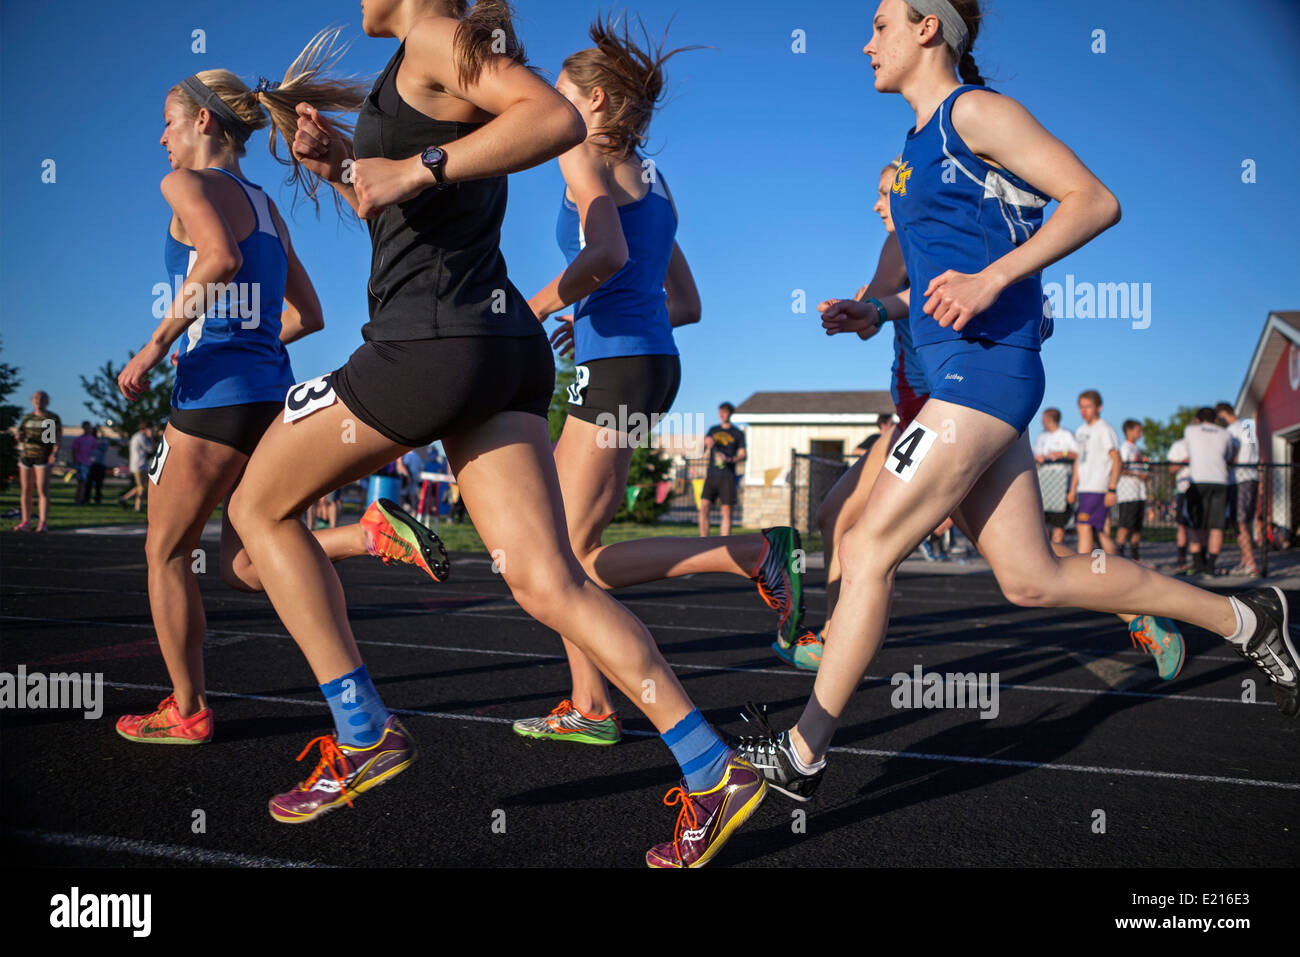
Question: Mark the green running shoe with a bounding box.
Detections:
[512,699,622,746]
[1129,615,1185,680]
[771,629,823,672]
[754,527,805,649]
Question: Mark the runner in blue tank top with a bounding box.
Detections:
[726,0,1297,799]
[112,36,441,749]
[513,20,807,804]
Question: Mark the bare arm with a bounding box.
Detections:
[267,204,324,344]
[665,242,701,327]
[529,142,628,319]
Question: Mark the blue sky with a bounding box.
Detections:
[2,0,1298,436]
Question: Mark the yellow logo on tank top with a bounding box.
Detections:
[892,161,913,197]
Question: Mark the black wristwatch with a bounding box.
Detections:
[420,146,450,189]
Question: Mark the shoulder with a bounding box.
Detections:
[559,141,612,187]
[160,168,208,201]
[949,88,1023,130]
[404,15,461,58]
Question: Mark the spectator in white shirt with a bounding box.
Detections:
[1167,437,1193,570]
[1115,420,1149,564]
[1033,407,1078,546]
[1216,402,1261,576]
[1182,407,1234,576]
[1068,390,1121,557]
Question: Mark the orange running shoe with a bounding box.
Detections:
[360,498,450,583]
[116,694,213,744]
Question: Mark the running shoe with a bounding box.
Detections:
[115,693,213,744]
[512,698,622,745]
[919,539,940,561]
[753,526,805,649]
[1229,586,1298,717]
[360,498,450,583]
[35,522,46,533]
[12,520,30,531]
[268,716,416,824]
[723,702,825,802]
[645,753,766,868]
[1129,616,1184,681]
[771,629,824,672]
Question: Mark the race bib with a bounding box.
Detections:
[284,374,338,424]
[887,422,939,484]
[567,365,591,406]
[148,435,171,486]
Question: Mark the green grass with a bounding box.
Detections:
[1,479,799,553]
[0,475,154,530]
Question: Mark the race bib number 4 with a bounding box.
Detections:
[148,435,171,486]
[284,374,338,424]
[887,422,939,484]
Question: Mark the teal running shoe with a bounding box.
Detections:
[771,629,823,672]
[1129,615,1185,680]
[754,527,805,649]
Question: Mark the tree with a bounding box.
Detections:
[548,352,576,444]
[0,338,21,489]
[80,354,175,455]
[615,441,673,523]
[1140,405,1198,461]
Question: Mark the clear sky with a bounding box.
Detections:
[2,0,1298,436]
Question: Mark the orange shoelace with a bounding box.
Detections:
[1130,623,1159,654]
[296,735,354,807]
[662,786,702,863]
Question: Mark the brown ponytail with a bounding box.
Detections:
[170,28,370,215]
[443,0,528,86]
[562,13,703,158]
[905,0,985,86]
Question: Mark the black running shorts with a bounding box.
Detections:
[331,333,555,448]
[1187,483,1228,531]
[169,402,283,457]
[565,354,681,427]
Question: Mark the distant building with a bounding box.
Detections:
[733,390,896,530]
[1234,310,1300,537]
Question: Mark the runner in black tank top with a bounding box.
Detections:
[226,2,768,867]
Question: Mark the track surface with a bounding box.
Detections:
[2,531,1296,868]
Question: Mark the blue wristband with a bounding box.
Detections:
[864,297,888,324]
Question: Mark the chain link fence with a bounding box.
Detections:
[660,456,745,525]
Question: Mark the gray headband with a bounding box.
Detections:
[180,76,254,142]
[907,0,970,62]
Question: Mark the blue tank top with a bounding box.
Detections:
[164,168,294,409]
[555,163,679,363]
[890,86,1050,351]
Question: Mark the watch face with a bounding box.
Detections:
[422,147,445,166]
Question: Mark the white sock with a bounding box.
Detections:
[784,734,826,773]
[1225,597,1257,646]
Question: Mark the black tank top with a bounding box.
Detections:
[353,41,539,340]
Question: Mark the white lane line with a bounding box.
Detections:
[830,745,1300,790]
[0,616,1264,705]
[8,828,333,867]
[101,681,1300,791]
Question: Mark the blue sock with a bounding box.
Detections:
[320,665,390,747]
[661,709,732,792]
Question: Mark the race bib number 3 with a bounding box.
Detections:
[888,422,939,484]
[284,374,338,424]
[148,435,170,486]
[567,365,590,407]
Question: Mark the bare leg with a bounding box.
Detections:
[144,426,248,715]
[35,465,50,526]
[698,499,711,537]
[18,466,32,525]
[819,428,894,632]
[443,412,695,734]
[791,401,1240,763]
[720,504,734,537]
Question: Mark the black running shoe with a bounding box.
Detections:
[722,702,825,802]
[1231,586,1298,717]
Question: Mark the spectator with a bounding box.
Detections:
[699,402,745,537]
[12,390,61,531]
[88,428,110,504]
[1167,436,1192,571]
[1068,390,1120,557]
[854,414,895,460]
[1216,402,1261,576]
[1033,406,1078,546]
[70,421,97,505]
[1182,407,1234,577]
[119,422,155,513]
[1115,419,1149,563]
[397,446,426,513]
